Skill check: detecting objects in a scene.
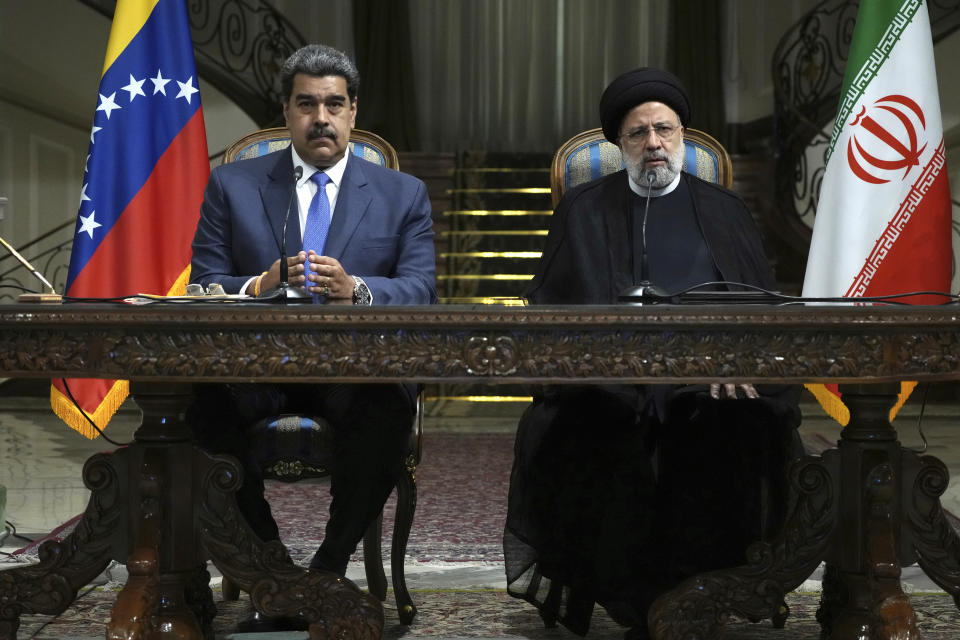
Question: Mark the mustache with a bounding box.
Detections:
[307,126,337,141]
[643,151,667,163]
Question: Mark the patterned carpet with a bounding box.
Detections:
[10,432,960,638]
[269,433,512,565]
[13,585,960,639]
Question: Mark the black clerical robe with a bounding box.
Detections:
[525,170,776,304]
[505,169,801,637]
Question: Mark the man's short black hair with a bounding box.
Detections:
[279,44,360,103]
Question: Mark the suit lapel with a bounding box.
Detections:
[324,155,371,259]
[260,149,298,255]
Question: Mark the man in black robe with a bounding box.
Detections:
[503,68,801,640]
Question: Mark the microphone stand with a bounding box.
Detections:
[258,165,311,303]
[616,174,782,306]
[618,170,668,304]
[0,233,61,303]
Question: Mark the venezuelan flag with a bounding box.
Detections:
[51,0,209,437]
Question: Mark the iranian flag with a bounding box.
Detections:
[802,0,952,425]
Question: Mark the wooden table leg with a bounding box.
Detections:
[0,381,382,640]
[648,383,959,640]
[815,385,920,639]
[904,453,960,605]
[647,451,838,639]
[197,451,383,639]
[0,448,119,639]
[138,381,384,639]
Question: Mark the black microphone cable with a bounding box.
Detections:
[655,280,960,305]
[58,378,133,446]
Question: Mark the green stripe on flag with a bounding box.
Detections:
[825,0,923,164]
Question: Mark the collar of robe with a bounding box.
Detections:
[628,170,682,198]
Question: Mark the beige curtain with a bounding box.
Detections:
[408,0,669,152]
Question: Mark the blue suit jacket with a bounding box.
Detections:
[190,147,436,304]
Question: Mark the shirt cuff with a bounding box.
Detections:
[240,275,258,296]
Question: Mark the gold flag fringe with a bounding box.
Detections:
[50,379,129,440]
[804,381,917,427]
[47,265,192,439]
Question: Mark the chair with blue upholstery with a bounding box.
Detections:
[217,126,419,625]
[549,127,732,207]
[223,126,400,168]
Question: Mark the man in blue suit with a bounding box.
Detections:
[188,44,435,628]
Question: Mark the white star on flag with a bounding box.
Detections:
[97,92,121,119]
[84,154,90,173]
[79,183,91,204]
[122,74,146,101]
[176,76,199,103]
[151,69,170,95]
[90,125,102,143]
[78,211,102,239]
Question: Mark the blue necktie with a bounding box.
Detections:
[302,171,331,301]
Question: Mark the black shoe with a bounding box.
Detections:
[309,548,349,576]
[235,610,309,633]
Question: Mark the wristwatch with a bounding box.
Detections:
[352,276,372,305]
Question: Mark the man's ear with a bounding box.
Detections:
[281,101,290,126]
[350,98,358,128]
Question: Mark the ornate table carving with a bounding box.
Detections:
[1,303,959,639]
[3,303,960,383]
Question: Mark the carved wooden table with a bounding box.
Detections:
[1,303,959,639]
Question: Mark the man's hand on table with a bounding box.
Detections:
[709,383,759,400]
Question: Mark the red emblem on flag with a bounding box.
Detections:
[846,94,926,184]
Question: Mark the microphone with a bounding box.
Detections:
[259,165,310,302]
[279,165,302,287]
[640,169,655,284]
[0,233,61,302]
[618,170,668,304]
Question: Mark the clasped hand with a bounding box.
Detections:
[260,250,354,302]
[709,383,759,400]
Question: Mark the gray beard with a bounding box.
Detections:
[624,143,685,189]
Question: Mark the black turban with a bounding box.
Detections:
[599,68,691,143]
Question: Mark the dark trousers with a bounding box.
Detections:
[188,382,414,575]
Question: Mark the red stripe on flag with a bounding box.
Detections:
[859,167,951,305]
[55,110,208,432]
[845,142,951,305]
[69,109,209,298]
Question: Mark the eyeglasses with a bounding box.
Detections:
[619,123,680,145]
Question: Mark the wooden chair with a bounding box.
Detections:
[218,127,419,624]
[549,127,733,207]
